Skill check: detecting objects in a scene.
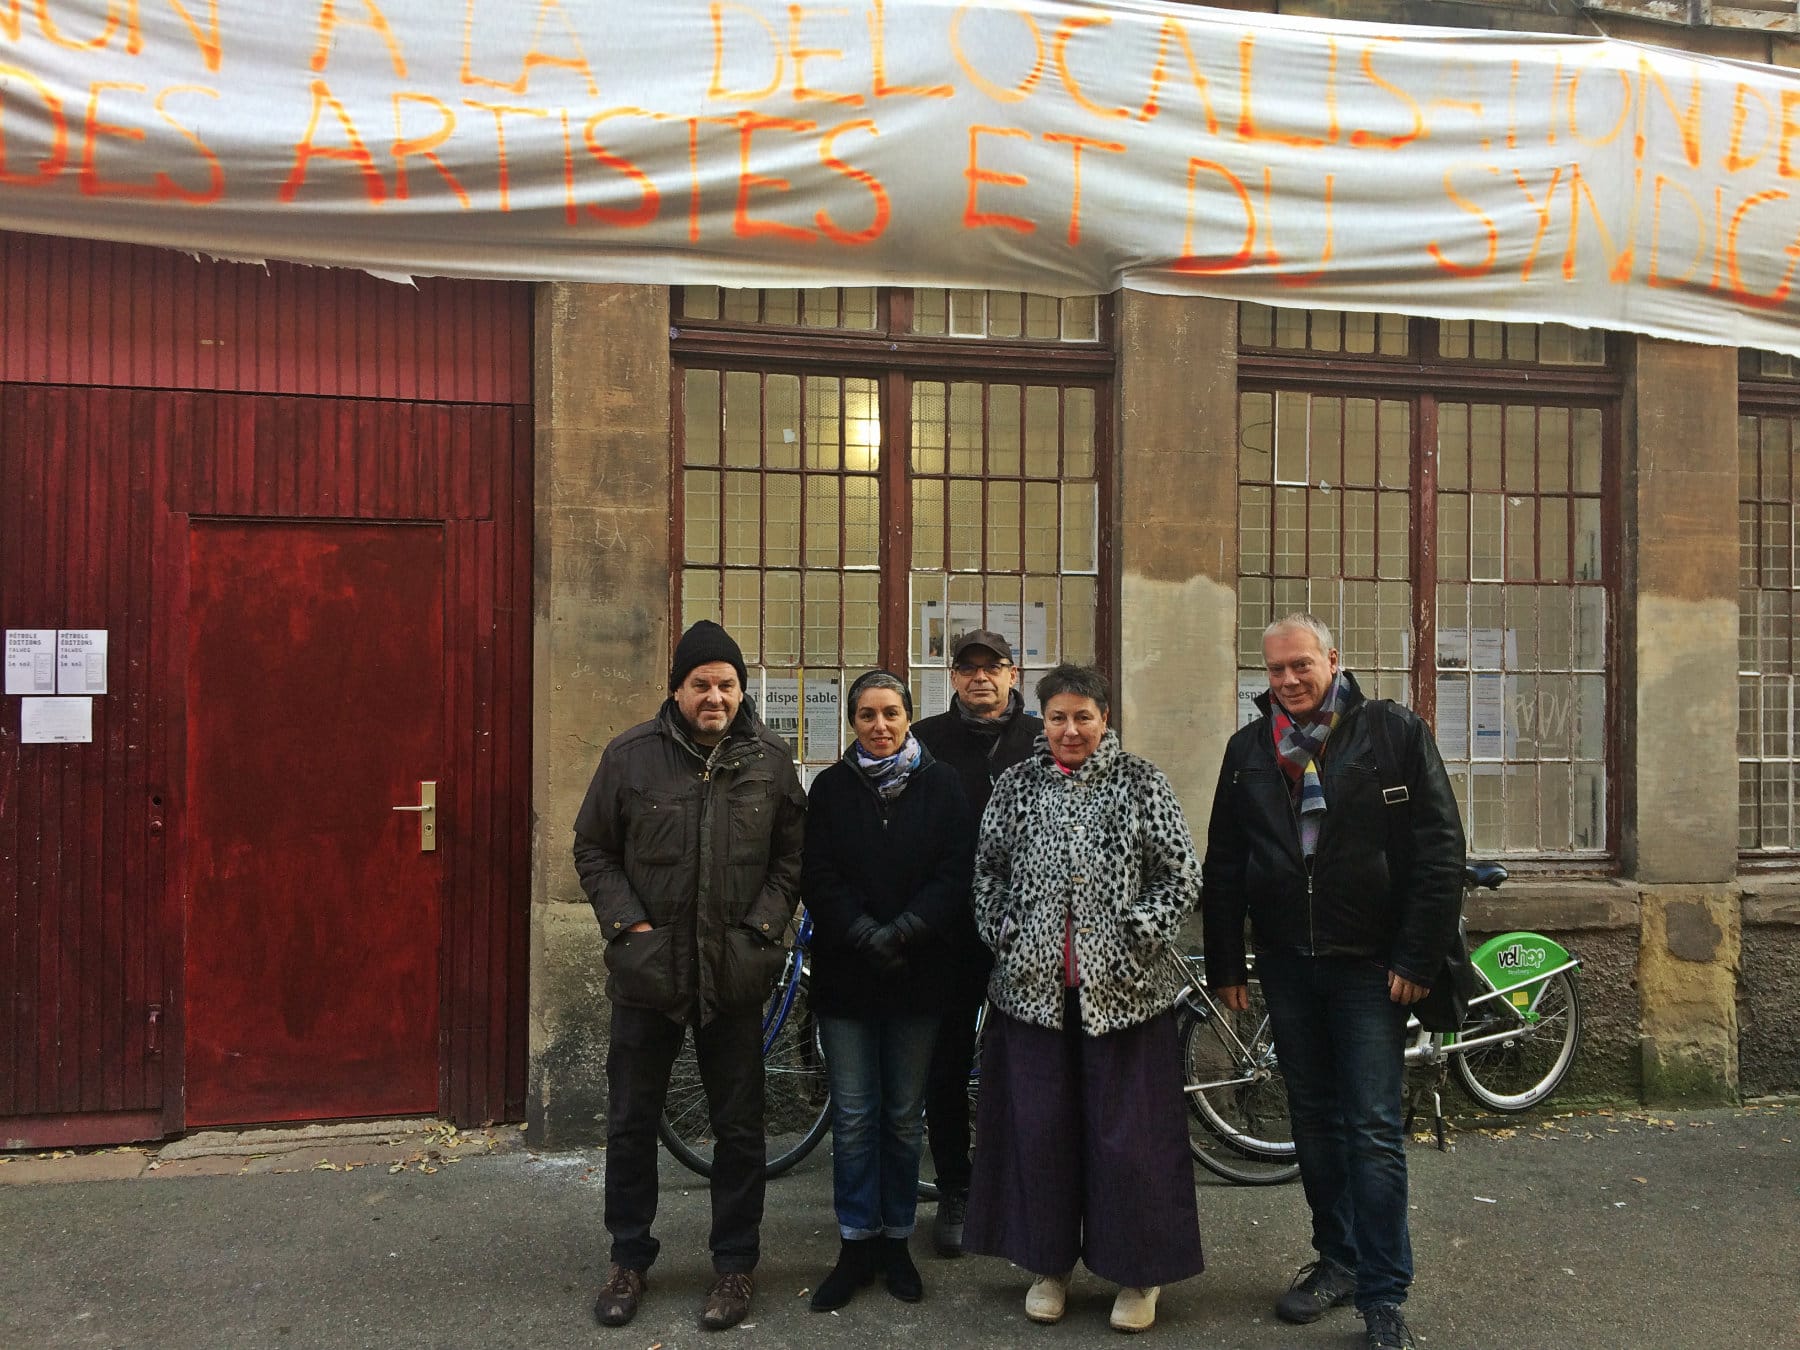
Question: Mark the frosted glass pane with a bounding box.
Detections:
[949,480,982,570]
[724,471,761,565]
[684,369,720,465]
[766,474,801,567]
[1025,387,1060,477]
[988,480,1022,571]
[685,470,720,565]
[729,571,767,663]
[989,385,1022,476]
[844,475,879,568]
[803,572,840,664]
[1241,392,1274,483]
[1025,482,1059,572]
[912,479,944,570]
[1065,388,1096,477]
[805,475,839,568]
[912,382,946,475]
[725,371,761,467]
[1063,483,1098,572]
[766,375,801,470]
[806,378,841,470]
[949,383,983,475]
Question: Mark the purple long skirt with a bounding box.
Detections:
[963,989,1205,1288]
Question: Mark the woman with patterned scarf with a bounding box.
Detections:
[801,670,977,1313]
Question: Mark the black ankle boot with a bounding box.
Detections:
[810,1238,878,1312]
[882,1235,924,1302]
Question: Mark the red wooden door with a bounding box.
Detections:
[183,521,445,1126]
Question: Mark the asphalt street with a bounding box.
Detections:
[1,1103,1794,1350]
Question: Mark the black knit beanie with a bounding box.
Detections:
[668,620,748,692]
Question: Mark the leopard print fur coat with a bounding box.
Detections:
[973,729,1201,1036]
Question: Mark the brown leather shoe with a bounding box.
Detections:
[594,1264,646,1327]
[699,1271,754,1331]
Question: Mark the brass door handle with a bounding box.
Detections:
[392,781,437,851]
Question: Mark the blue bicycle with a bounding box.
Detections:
[658,909,832,1179]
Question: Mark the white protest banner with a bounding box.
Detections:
[6,2,1800,351]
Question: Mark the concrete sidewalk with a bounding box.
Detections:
[1,1103,1794,1350]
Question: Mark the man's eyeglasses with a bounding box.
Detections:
[953,662,1014,676]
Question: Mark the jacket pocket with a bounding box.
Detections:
[602,924,681,1012]
[726,779,776,867]
[717,925,787,1011]
[627,790,688,865]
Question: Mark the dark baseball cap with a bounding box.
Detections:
[949,629,1014,664]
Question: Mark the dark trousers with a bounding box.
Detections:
[604,1002,765,1275]
[1257,952,1413,1310]
[964,990,1204,1289]
[924,963,987,1196]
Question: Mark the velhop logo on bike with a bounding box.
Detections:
[1494,941,1549,972]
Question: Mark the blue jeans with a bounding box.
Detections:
[1257,952,1412,1309]
[818,1014,939,1240]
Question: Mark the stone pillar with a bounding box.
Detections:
[1619,336,1740,1102]
[1115,294,1239,832]
[1638,890,1741,1103]
[528,283,673,1145]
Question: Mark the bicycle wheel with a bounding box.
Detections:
[658,969,832,1179]
[1453,969,1582,1112]
[1178,1000,1300,1186]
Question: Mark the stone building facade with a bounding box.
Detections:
[525,3,1800,1142]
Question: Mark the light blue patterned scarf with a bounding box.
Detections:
[849,734,924,802]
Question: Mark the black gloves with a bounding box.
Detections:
[889,912,929,948]
[846,914,907,977]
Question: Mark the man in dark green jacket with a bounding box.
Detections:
[574,621,805,1333]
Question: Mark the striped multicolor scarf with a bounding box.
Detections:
[1271,672,1347,859]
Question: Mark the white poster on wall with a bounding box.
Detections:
[914,669,952,719]
[1436,679,1471,759]
[1021,602,1052,666]
[762,677,802,757]
[56,629,108,695]
[802,677,842,762]
[6,630,57,695]
[21,696,93,744]
[1237,675,1266,728]
[917,599,946,664]
[1472,674,1507,760]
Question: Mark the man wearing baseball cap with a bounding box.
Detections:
[911,629,1040,1255]
[574,620,806,1332]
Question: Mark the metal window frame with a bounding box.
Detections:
[1239,320,1622,868]
[670,288,1117,706]
[1735,386,1800,865]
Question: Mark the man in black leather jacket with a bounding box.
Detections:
[1202,614,1464,1350]
[910,629,1039,1256]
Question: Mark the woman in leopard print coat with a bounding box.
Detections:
[962,664,1205,1334]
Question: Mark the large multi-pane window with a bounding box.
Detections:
[675,288,1109,775]
[1238,305,1617,858]
[1737,358,1800,851]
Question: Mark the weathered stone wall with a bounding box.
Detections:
[1466,882,1641,1103]
[1739,890,1800,1097]
[527,283,674,1146]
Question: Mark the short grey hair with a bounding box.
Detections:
[1263,612,1335,655]
[845,670,913,723]
[1035,663,1110,715]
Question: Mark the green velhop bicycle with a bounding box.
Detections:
[1173,862,1585,1185]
